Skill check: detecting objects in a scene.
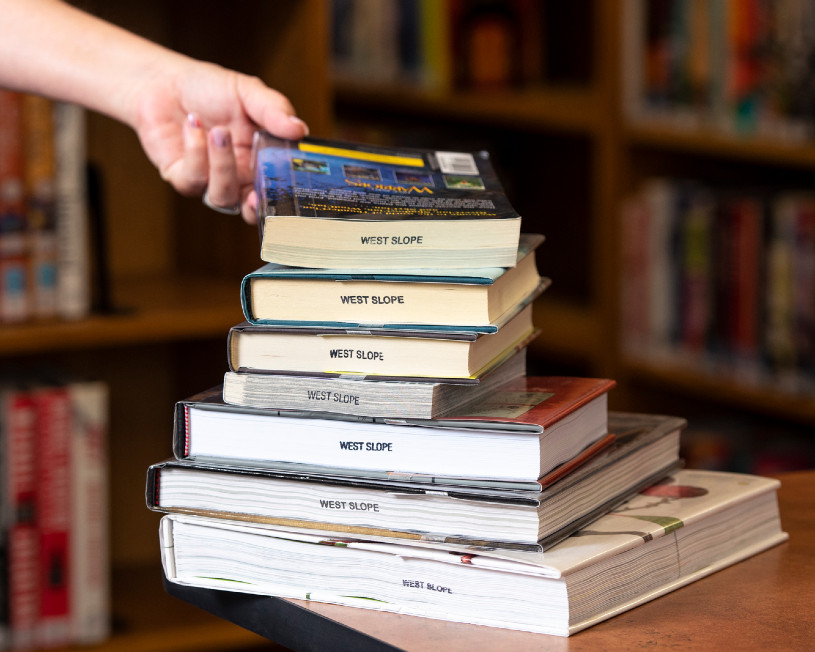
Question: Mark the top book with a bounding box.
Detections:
[253,132,522,269]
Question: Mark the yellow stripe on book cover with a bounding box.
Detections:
[298,142,425,167]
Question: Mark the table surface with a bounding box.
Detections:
[166,470,815,651]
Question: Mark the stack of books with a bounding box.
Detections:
[146,134,787,637]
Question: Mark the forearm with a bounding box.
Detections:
[0,0,192,127]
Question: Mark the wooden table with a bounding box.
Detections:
[165,470,815,651]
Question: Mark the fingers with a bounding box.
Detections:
[238,75,309,140]
[170,113,209,196]
[204,126,241,212]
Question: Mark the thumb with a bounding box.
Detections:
[238,74,309,139]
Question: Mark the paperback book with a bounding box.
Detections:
[159,469,787,637]
[227,302,537,380]
[148,412,682,551]
[174,376,615,482]
[222,348,526,419]
[254,132,522,269]
[241,233,546,332]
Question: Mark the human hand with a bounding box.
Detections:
[129,60,308,223]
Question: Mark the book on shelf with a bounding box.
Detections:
[174,376,615,483]
[254,132,522,269]
[622,0,815,139]
[241,233,546,331]
[1,384,39,650]
[228,302,537,380]
[22,94,59,321]
[0,90,29,323]
[222,347,526,419]
[53,102,91,322]
[620,177,815,394]
[159,469,787,637]
[148,412,682,552]
[0,377,110,649]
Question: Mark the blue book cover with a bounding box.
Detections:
[241,233,546,333]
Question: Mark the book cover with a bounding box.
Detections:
[227,303,538,379]
[172,376,613,482]
[0,90,29,323]
[53,102,91,321]
[68,381,109,645]
[35,384,72,648]
[240,233,546,332]
[149,411,681,552]
[254,132,522,269]
[159,469,786,637]
[23,94,59,321]
[1,386,39,650]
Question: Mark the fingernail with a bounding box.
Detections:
[210,126,230,148]
[187,113,202,128]
[289,115,309,136]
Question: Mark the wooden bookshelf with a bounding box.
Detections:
[0,275,243,356]
[7,2,815,651]
[331,0,815,440]
[334,81,603,133]
[0,2,331,651]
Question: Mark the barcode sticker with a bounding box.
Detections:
[436,151,479,175]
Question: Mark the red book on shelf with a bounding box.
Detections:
[35,384,72,648]
[2,386,39,650]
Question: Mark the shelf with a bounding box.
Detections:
[622,355,815,426]
[61,564,279,652]
[625,122,815,169]
[334,80,602,134]
[0,275,244,356]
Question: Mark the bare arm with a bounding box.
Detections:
[0,0,308,221]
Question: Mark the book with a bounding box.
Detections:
[0,90,29,323]
[222,347,526,419]
[1,384,39,650]
[148,412,682,551]
[67,381,109,645]
[174,376,615,482]
[34,383,72,648]
[241,233,546,331]
[159,469,787,637]
[228,303,537,380]
[254,132,522,269]
[53,103,91,321]
[22,94,59,321]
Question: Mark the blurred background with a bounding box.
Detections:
[1,1,813,650]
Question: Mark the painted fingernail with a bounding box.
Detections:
[210,126,230,148]
[187,113,202,128]
[289,115,309,136]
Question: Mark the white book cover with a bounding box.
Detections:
[160,469,787,637]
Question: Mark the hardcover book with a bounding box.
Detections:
[241,233,546,332]
[159,469,787,637]
[254,132,522,269]
[148,412,682,551]
[222,347,526,419]
[227,303,537,380]
[173,376,615,482]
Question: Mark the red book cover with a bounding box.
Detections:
[436,376,616,430]
[0,90,29,323]
[35,385,72,648]
[3,387,39,650]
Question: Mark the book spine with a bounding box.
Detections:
[22,94,59,321]
[68,381,109,645]
[35,385,72,648]
[0,90,30,323]
[53,102,90,321]
[4,388,39,650]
